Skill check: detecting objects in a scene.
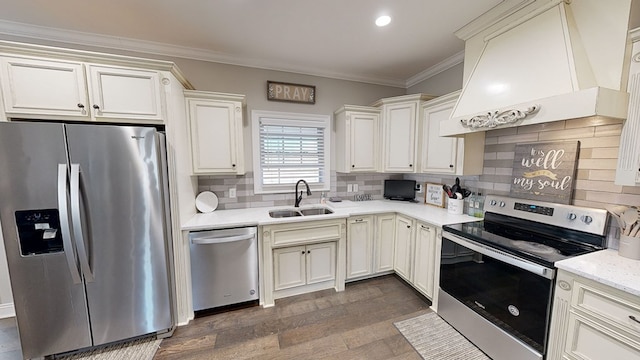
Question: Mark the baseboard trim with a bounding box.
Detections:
[0,302,15,319]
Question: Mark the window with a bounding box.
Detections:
[252,110,331,194]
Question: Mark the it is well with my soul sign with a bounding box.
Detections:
[510,141,579,204]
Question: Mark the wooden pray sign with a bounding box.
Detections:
[267,81,316,104]
[510,141,579,204]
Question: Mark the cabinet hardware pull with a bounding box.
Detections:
[630,315,640,324]
[407,225,411,228]
[307,250,311,254]
[92,104,100,110]
[409,164,413,167]
[232,164,236,167]
[352,164,355,168]
[449,164,454,168]
[77,103,85,109]
[355,218,363,222]
[421,225,429,230]
[301,250,305,255]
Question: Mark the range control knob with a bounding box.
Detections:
[490,200,497,206]
[499,201,506,207]
[580,215,593,224]
[567,213,577,220]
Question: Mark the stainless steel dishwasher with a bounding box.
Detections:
[189,227,259,311]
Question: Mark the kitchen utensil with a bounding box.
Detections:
[443,184,454,198]
[462,189,471,198]
[630,224,640,237]
[195,191,219,213]
[455,192,463,200]
[605,205,627,230]
[621,207,638,236]
[451,177,461,194]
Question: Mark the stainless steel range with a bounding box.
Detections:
[439,195,608,360]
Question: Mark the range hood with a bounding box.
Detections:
[441,0,632,136]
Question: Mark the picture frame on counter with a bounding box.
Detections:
[425,183,444,207]
[267,81,316,104]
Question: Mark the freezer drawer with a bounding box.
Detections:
[189,227,259,310]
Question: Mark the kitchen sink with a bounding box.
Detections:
[268,207,334,218]
[269,209,303,218]
[299,207,334,216]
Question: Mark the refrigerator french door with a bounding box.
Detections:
[0,122,173,359]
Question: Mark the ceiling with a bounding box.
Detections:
[0,0,505,87]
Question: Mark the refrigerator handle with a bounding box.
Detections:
[57,164,82,284]
[70,164,94,282]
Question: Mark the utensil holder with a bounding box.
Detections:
[619,235,640,260]
[448,198,464,215]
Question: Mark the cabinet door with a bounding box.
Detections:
[349,112,378,172]
[413,222,436,298]
[187,98,243,174]
[0,56,89,118]
[564,312,640,360]
[374,214,395,273]
[273,246,306,291]
[421,101,457,174]
[87,65,164,122]
[393,215,414,280]
[382,101,418,172]
[306,242,336,285]
[346,216,373,279]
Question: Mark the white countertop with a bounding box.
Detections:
[181,199,481,231]
[556,249,640,297]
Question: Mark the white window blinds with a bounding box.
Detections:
[252,111,330,194]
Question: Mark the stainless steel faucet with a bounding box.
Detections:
[294,179,312,207]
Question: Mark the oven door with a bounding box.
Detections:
[440,231,555,357]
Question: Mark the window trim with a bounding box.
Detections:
[251,110,331,194]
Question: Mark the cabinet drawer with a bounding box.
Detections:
[572,280,640,336]
[266,220,343,247]
[565,311,640,359]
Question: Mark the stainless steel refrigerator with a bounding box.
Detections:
[0,122,174,359]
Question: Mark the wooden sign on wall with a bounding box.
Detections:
[267,81,316,104]
[510,141,580,204]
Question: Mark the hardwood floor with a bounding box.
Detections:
[0,275,431,359]
[155,275,430,360]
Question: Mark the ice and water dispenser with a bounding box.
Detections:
[15,209,64,256]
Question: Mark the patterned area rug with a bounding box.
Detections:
[394,312,491,360]
[58,338,162,360]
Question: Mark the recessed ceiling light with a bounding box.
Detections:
[375,15,391,27]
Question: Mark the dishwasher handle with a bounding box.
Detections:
[191,233,256,245]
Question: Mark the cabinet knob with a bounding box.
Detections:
[352,165,355,168]
[301,250,305,255]
[232,164,236,168]
[92,104,100,110]
[77,103,85,109]
[409,164,413,167]
[307,250,311,254]
[406,225,411,229]
[449,164,454,168]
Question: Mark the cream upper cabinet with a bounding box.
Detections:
[86,65,164,122]
[0,56,166,123]
[547,270,640,360]
[393,214,414,280]
[615,28,640,186]
[374,94,434,173]
[0,56,89,118]
[184,90,245,175]
[346,216,374,279]
[374,213,395,273]
[334,105,379,173]
[419,91,484,175]
[412,222,437,299]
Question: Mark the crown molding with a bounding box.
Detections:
[0,19,406,88]
[454,0,537,41]
[405,51,464,88]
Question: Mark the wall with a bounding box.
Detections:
[406,62,464,96]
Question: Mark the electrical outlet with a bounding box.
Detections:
[347,184,353,193]
[229,187,237,198]
[416,183,422,193]
[353,183,359,192]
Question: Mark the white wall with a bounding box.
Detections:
[406,63,464,96]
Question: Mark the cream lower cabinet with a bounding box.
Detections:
[374,213,395,273]
[0,56,165,123]
[547,270,640,360]
[273,242,336,291]
[412,222,437,299]
[393,214,415,281]
[346,216,374,279]
[184,90,245,175]
[261,219,346,307]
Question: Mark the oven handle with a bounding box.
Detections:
[443,231,556,280]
